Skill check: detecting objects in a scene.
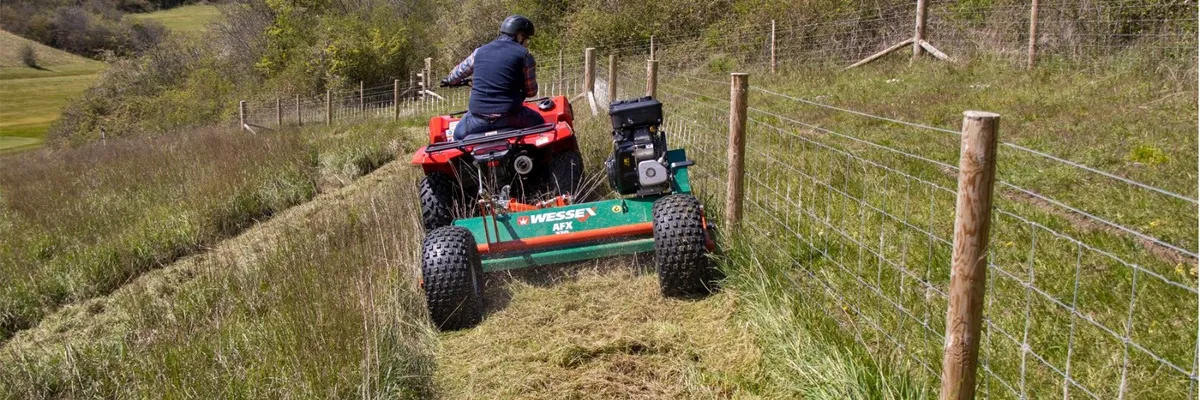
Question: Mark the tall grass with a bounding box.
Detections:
[0,162,436,398]
[0,122,415,341]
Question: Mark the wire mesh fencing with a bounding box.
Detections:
[635,58,1197,397]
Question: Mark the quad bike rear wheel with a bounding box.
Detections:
[545,150,584,197]
[419,172,455,231]
[421,226,484,330]
[652,194,715,298]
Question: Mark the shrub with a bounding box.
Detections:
[18,43,37,68]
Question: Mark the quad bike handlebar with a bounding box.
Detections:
[439,78,472,88]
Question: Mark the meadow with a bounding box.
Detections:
[129,4,222,34]
[0,31,105,152]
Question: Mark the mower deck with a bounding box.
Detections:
[454,149,696,271]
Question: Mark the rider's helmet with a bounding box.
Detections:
[499,15,535,38]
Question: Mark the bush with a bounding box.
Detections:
[18,43,37,68]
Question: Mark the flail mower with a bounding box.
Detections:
[412,94,716,330]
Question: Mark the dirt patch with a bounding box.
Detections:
[435,259,763,399]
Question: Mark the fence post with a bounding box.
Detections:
[646,59,658,98]
[325,90,332,126]
[238,100,246,131]
[295,95,301,126]
[770,20,777,74]
[558,49,564,88]
[1027,0,1040,69]
[424,57,433,90]
[275,98,282,127]
[394,79,400,120]
[912,0,928,61]
[584,48,595,94]
[650,35,655,60]
[359,81,364,113]
[607,54,617,104]
[725,73,749,233]
[940,111,1001,400]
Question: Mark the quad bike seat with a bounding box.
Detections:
[424,123,556,154]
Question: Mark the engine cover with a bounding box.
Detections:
[605,97,669,196]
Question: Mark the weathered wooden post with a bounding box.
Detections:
[646,59,658,98]
[424,57,433,90]
[770,20,777,74]
[725,73,749,233]
[558,49,564,89]
[607,54,617,104]
[940,111,1001,400]
[359,81,364,113]
[238,100,246,131]
[649,35,655,60]
[912,0,928,61]
[295,95,302,126]
[275,98,282,127]
[1027,0,1040,69]
[584,48,596,94]
[325,90,332,126]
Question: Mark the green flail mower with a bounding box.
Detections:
[414,96,717,330]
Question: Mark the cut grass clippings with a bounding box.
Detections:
[0,121,421,341]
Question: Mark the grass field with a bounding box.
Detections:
[129,4,222,34]
[0,31,105,152]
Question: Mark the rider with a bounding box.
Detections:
[441,15,542,140]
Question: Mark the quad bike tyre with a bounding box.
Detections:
[421,226,484,330]
[419,172,455,231]
[545,150,584,197]
[652,194,714,298]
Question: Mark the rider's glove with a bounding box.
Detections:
[439,79,453,88]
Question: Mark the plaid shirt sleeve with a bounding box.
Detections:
[446,49,477,84]
[523,51,538,98]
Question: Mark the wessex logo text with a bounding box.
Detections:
[518,207,597,226]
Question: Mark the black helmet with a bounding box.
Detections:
[500,15,534,37]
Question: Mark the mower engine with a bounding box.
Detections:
[606,97,670,197]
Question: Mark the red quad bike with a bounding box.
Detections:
[410,85,584,231]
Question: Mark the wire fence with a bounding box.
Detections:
[616,50,1197,397]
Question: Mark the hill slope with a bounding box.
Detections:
[0,30,105,152]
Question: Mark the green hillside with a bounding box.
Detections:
[129,4,222,34]
[0,30,105,152]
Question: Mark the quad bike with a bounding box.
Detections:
[414,95,717,330]
[411,81,583,231]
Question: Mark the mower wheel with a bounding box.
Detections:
[546,150,584,197]
[421,226,484,330]
[419,172,455,231]
[652,194,714,298]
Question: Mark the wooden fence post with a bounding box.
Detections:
[359,81,364,113]
[238,100,246,131]
[325,90,332,126]
[607,54,617,104]
[646,59,658,98]
[584,48,595,94]
[725,73,749,233]
[912,0,928,61]
[424,57,433,90]
[1027,0,1040,69]
[394,79,401,120]
[649,35,655,60]
[275,98,282,127]
[295,95,301,126]
[940,111,1001,400]
[770,20,777,74]
[558,49,564,88]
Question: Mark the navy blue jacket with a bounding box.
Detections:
[445,35,538,116]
